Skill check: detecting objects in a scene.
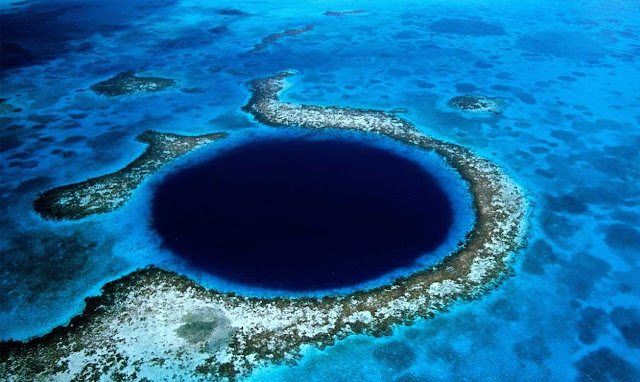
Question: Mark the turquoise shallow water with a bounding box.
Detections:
[1,0,639,380]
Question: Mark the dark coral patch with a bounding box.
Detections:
[454,83,479,93]
[520,239,558,275]
[8,160,38,169]
[181,87,206,94]
[517,31,608,61]
[324,10,366,17]
[489,298,520,321]
[0,42,38,72]
[208,25,230,35]
[0,133,24,152]
[0,98,22,114]
[393,30,420,40]
[1,233,95,297]
[214,8,247,16]
[430,18,506,36]
[575,307,608,345]
[513,336,551,364]
[560,253,610,299]
[575,348,640,382]
[63,136,86,144]
[558,75,578,82]
[610,209,640,225]
[603,223,640,252]
[448,95,503,114]
[544,193,589,214]
[0,1,171,72]
[250,25,314,53]
[372,341,416,371]
[415,80,435,89]
[474,61,494,68]
[516,92,536,105]
[540,211,578,239]
[27,114,59,124]
[610,307,640,348]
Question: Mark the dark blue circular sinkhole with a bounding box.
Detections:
[152,138,454,291]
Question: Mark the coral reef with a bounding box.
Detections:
[0,98,22,114]
[90,71,176,97]
[324,10,367,17]
[33,131,228,220]
[1,71,527,381]
[215,8,248,16]
[250,26,314,53]
[448,95,504,114]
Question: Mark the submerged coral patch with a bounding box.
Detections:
[215,8,248,16]
[516,31,608,61]
[0,98,22,114]
[429,18,506,36]
[249,26,314,53]
[324,10,367,17]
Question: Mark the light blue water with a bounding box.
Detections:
[1,0,639,380]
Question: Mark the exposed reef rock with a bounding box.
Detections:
[324,10,367,17]
[448,95,504,114]
[33,131,228,220]
[2,71,527,381]
[249,26,314,53]
[242,70,417,136]
[90,70,176,97]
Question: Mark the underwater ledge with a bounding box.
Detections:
[0,70,528,381]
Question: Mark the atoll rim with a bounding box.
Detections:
[1,71,528,381]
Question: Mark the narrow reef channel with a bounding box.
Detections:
[0,71,528,381]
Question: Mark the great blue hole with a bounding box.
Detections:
[152,138,454,291]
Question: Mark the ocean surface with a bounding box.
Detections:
[1,0,639,380]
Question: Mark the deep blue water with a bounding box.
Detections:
[152,137,453,291]
[1,0,639,380]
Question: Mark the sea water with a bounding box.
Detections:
[0,0,638,380]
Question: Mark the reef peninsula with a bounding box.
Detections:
[33,131,228,220]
